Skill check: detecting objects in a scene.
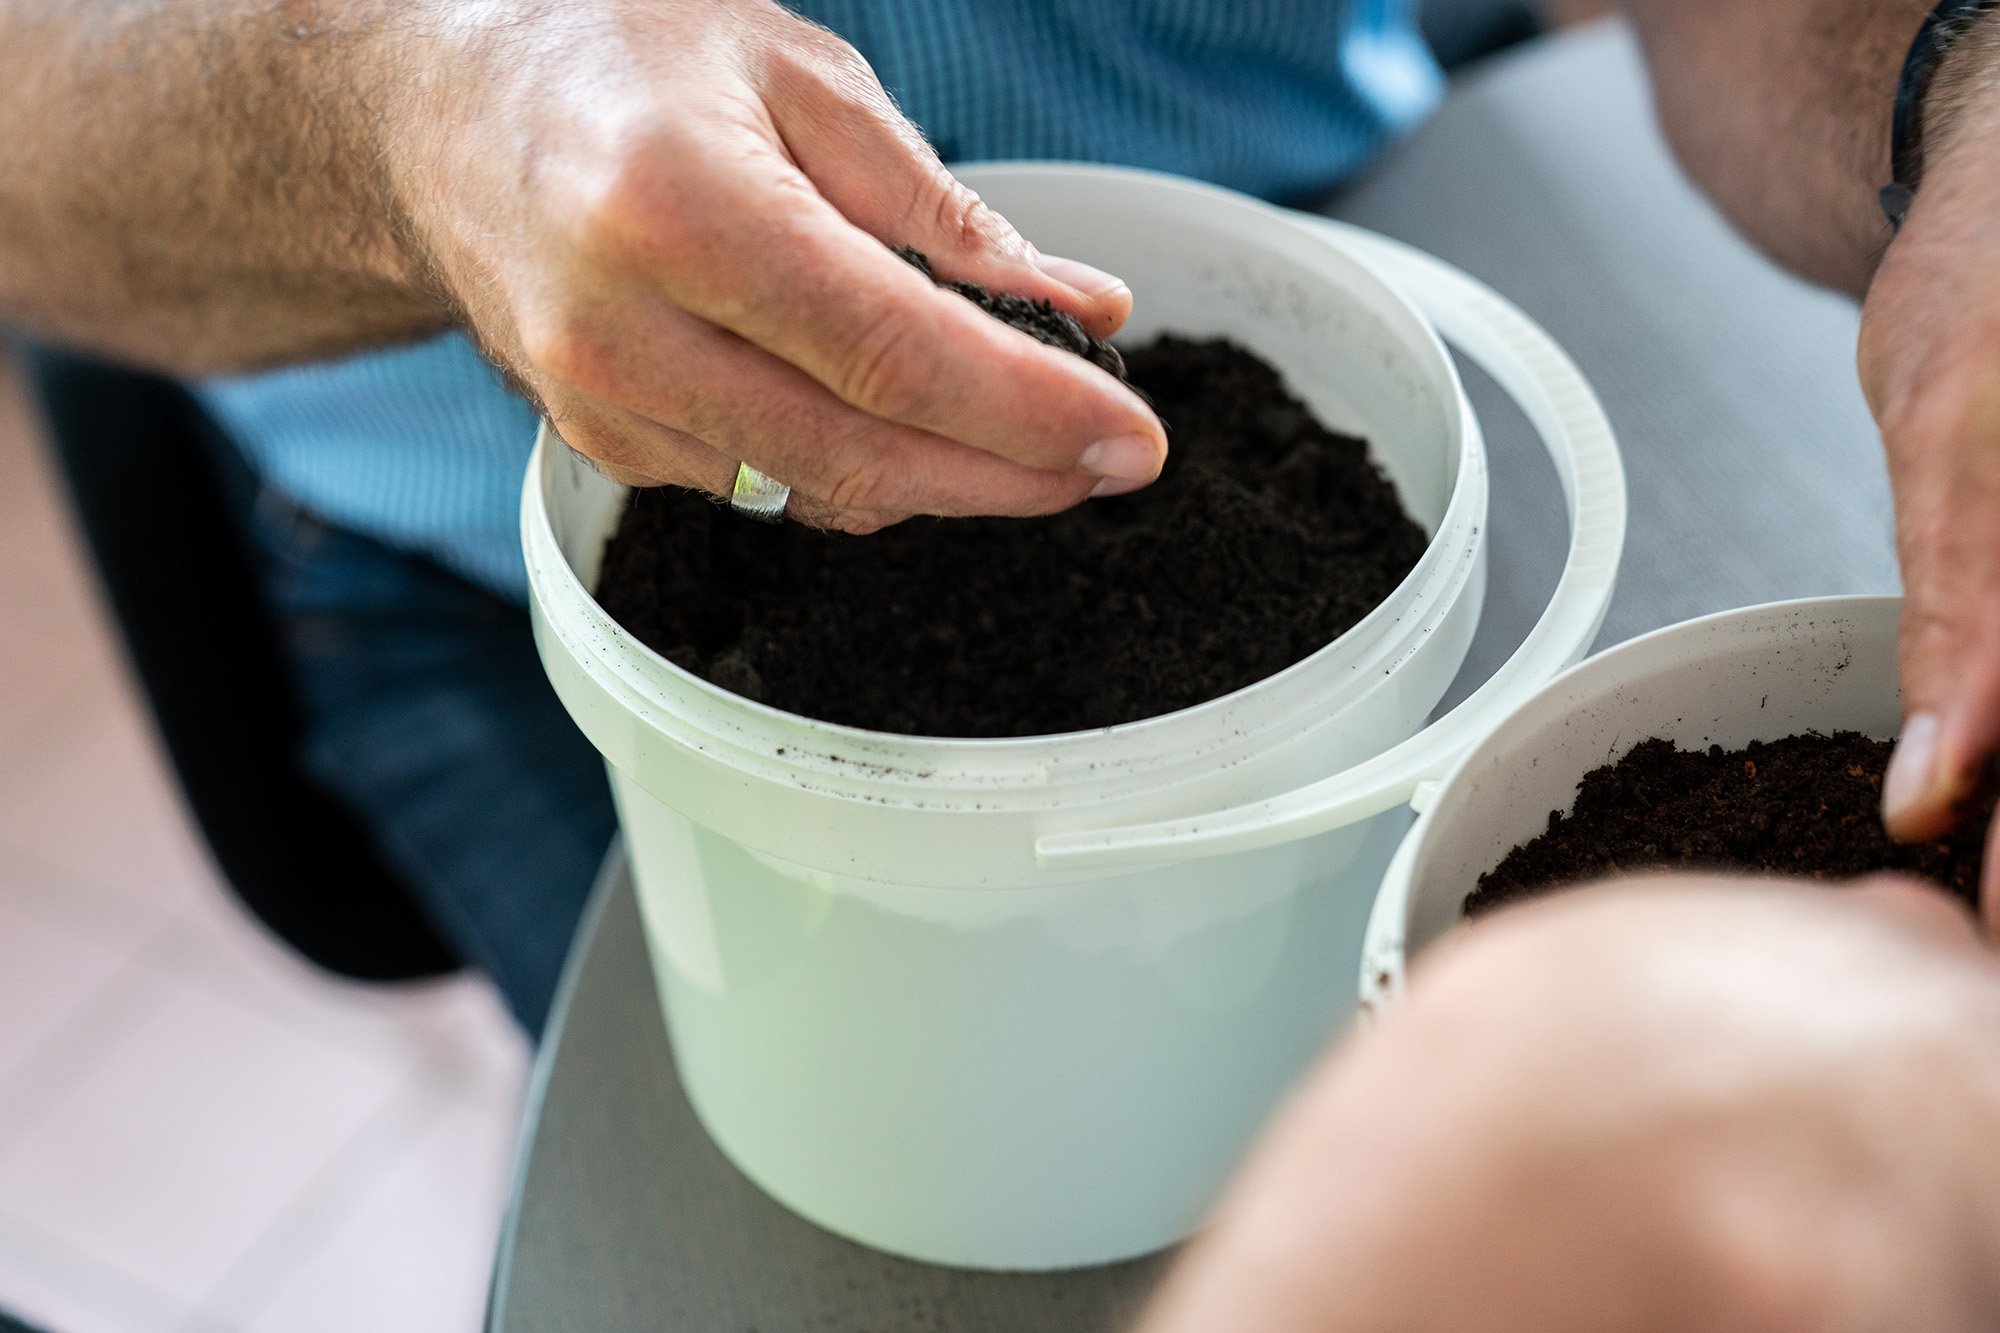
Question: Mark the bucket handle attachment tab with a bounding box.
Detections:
[1034,224,1627,873]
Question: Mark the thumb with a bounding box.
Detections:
[1884,599,2000,843]
[1876,395,2000,843]
[1870,369,2000,845]
[1861,226,2000,845]
[756,22,1133,337]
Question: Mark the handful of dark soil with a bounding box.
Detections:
[591,261,1430,737]
[891,246,1129,381]
[1468,733,1993,916]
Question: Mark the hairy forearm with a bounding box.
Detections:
[1622,0,1926,296]
[0,0,453,375]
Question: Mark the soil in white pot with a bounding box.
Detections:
[1469,733,1992,915]
[591,253,1430,738]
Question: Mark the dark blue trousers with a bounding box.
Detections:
[245,488,617,1035]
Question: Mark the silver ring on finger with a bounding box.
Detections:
[730,462,790,524]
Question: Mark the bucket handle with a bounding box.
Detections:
[1034,222,1627,873]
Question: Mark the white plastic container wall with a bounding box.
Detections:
[524,164,1625,1269]
[1361,595,1902,1012]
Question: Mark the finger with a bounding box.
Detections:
[782,491,911,535]
[550,390,919,532]
[529,295,1103,519]
[542,389,736,493]
[1863,198,2000,844]
[1886,611,2000,838]
[755,29,1132,336]
[586,124,1165,486]
[1875,368,2000,842]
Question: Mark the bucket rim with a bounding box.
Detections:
[523,165,1486,807]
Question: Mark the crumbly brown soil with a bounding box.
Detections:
[1468,733,1992,916]
[892,246,1130,380]
[592,324,1429,737]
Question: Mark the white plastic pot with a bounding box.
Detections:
[1361,595,1903,1013]
[523,163,1626,1269]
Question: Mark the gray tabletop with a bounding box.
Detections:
[490,21,1900,1332]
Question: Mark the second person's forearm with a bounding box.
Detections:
[1621,0,1923,295]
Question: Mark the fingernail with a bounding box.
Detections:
[1090,474,1150,499]
[1883,711,1941,825]
[1036,253,1127,299]
[1079,433,1162,482]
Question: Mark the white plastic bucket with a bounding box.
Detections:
[1361,595,1903,1013]
[523,164,1626,1268]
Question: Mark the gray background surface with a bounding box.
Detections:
[492,21,1900,1331]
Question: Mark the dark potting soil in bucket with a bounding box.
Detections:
[593,261,1431,739]
[1467,733,1994,916]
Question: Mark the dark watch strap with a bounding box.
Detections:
[1883,0,2000,227]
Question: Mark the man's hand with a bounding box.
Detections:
[1859,18,2000,924]
[1138,877,2000,1333]
[385,0,1164,530]
[0,0,1166,531]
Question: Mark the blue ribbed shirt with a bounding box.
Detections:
[194,0,1439,603]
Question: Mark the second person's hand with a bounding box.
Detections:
[1137,877,2000,1333]
[1860,17,2000,933]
